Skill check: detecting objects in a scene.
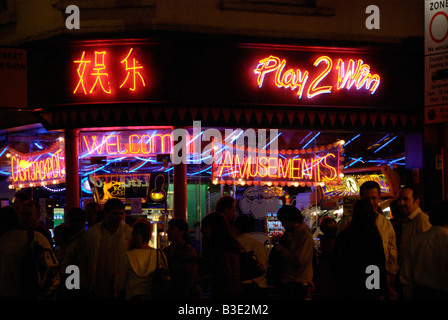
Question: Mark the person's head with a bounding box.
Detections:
[20,199,41,230]
[428,200,448,227]
[66,207,86,233]
[360,181,381,211]
[167,218,190,244]
[0,206,20,233]
[398,185,420,217]
[84,202,100,226]
[103,198,125,229]
[215,195,237,223]
[235,214,253,234]
[53,223,73,248]
[349,199,378,232]
[319,217,338,236]
[201,212,240,254]
[389,198,405,220]
[277,205,303,231]
[128,218,152,250]
[12,192,31,213]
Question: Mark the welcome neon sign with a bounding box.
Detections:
[254,55,381,99]
[9,141,66,189]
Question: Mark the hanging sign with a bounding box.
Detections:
[213,142,343,186]
[253,55,381,99]
[9,140,65,188]
[88,172,168,205]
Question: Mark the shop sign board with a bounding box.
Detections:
[8,141,65,189]
[321,166,399,198]
[0,48,27,108]
[425,104,448,123]
[425,0,448,122]
[30,39,416,112]
[342,196,358,217]
[254,55,381,99]
[88,172,168,205]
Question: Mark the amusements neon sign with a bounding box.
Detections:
[254,55,381,99]
[213,144,342,186]
[9,142,66,188]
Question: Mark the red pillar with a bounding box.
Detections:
[173,161,187,221]
[65,129,80,211]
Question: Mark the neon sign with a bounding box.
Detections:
[9,141,65,188]
[254,55,381,99]
[73,48,146,95]
[213,145,342,186]
[80,130,172,158]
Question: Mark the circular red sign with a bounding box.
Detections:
[430,11,448,43]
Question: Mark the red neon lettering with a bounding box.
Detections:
[120,48,146,91]
[82,135,105,155]
[307,56,333,98]
[255,56,309,98]
[278,158,292,179]
[268,158,278,178]
[10,149,65,186]
[129,134,141,154]
[73,51,91,94]
[322,153,337,180]
[141,134,152,154]
[215,152,339,183]
[255,55,381,99]
[254,56,281,87]
[235,153,250,179]
[219,151,234,178]
[90,51,111,94]
[336,59,381,94]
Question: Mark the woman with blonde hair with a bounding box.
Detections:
[117,218,168,299]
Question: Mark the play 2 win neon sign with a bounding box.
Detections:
[254,55,381,99]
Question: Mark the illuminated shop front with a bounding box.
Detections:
[3,34,421,240]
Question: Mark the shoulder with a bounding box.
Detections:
[120,223,133,233]
[33,231,52,249]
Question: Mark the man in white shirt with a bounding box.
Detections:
[79,199,132,299]
[400,200,448,299]
[397,186,431,265]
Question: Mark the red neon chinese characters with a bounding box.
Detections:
[90,51,111,94]
[73,48,147,95]
[73,51,91,94]
[120,48,146,91]
[254,55,381,98]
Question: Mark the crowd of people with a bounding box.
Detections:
[0,182,447,300]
